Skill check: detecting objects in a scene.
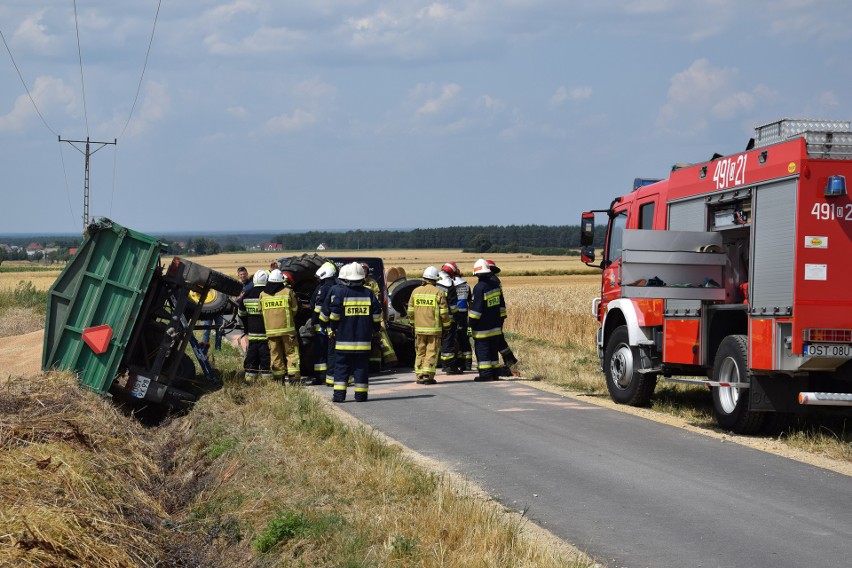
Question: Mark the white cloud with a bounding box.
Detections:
[12,10,55,53]
[550,85,593,107]
[819,91,839,107]
[0,76,74,131]
[656,59,771,135]
[477,95,506,112]
[264,109,317,132]
[227,106,250,119]
[415,83,461,115]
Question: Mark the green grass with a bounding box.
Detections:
[0,280,49,316]
[0,266,61,273]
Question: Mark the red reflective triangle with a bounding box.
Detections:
[82,324,113,355]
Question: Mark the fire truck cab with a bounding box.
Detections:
[581,119,852,434]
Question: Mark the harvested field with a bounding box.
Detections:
[186,249,596,278]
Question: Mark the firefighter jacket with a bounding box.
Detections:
[311,277,336,331]
[469,276,506,339]
[365,276,387,320]
[453,276,470,313]
[327,284,382,351]
[437,281,459,317]
[260,282,299,337]
[237,284,266,341]
[407,281,451,336]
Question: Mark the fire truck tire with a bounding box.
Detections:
[604,326,657,406]
[711,335,766,434]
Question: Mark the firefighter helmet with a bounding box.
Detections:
[315,261,336,280]
[422,266,440,281]
[442,262,460,277]
[280,271,295,286]
[339,262,365,285]
[359,262,371,276]
[438,270,453,288]
[485,259,501,274]
[473,259,491,275]
[253,269,269,286]
[268,269,284,283]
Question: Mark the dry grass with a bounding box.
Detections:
[0,362,592,567]
[0,307,43,338]
[0,273,61,293]
[0,372,230,567]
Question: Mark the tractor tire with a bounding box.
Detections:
[177,258,243,296]
[187,288,235,318]
[603,326,657,406]
[278,253,329,300]
[388,278,422,317]
[711,335,766,434]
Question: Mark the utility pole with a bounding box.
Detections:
[58,136,117,232]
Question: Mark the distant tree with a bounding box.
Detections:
[469,233,493,253]
[0,248,6,267]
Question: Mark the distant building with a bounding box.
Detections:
[263,242,283,252]
[0,243,11,254]
[316,242,329,251]
[26,242,43,257]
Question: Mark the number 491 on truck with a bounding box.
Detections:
[580,119,852,434]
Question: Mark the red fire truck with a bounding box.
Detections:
[580,119,852,433]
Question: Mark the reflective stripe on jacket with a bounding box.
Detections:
[469,277,505,339]
[407,282,450,336]
[260,285,299,336]
[328,284,382,351]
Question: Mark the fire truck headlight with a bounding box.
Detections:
[824,175,847,197]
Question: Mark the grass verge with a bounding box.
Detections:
[1,346,593,567]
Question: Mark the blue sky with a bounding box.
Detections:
[1,1,850,234]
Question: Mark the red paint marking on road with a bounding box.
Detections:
[498,408,536,412]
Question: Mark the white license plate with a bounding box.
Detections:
[805,344,852,358]
[130,376,151,398]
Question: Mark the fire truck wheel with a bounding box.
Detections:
[711,335,766,434]
[604,326,657,406]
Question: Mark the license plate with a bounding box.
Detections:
[805,344,852,358]
[130,376,151,399]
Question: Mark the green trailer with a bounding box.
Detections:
[42,218,242,406]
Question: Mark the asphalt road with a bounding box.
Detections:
[311,370,852,568]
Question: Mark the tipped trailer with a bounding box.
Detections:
[42,218,242,408]
[580,119,852,433]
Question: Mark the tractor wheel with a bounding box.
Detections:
[177,258,243,296]
[604,326,657,406]
[187,288,234,318]
[278,253,329,300]
[711,335,766,434]
[388,278,422,317]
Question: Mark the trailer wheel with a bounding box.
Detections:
[712,335,766,434]
[604,326,657,406]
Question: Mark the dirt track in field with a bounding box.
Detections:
[0,329,44,381]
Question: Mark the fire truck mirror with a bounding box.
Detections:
[580,212,595,246]
[581,245,596,265]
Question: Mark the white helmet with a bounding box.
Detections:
[316,261,337,280]
[422,266,440,281]
[437,270,453,288]
[472,258,491,275]
[253,269,269,286]
[339,262,365,285]
[268,269,284,283]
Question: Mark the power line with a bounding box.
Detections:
[119,0,163,139]
[72,0,90,136]
[58,141,78,227]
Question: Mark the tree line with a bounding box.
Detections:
[271,224,606,254]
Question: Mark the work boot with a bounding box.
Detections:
[309,377,325,386]
[473,375,492,382]
[354,392,368,402]
[332,394,345,403]
[445,366,463,375]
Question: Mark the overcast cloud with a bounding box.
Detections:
[1,0,850,233]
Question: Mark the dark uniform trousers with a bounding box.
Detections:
[245,338,271,380]
[474,336,501,381]
[333,352,370,402]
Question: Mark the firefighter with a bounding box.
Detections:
[437,269,462,374]
[407,266,451,384]
[326,262,382,402]
[260,269,300,384]
[469,259,505,382]
[361,262,384,371]
[310,261,337,386]
[360,262,398,370]
[485,259,519,375]
[237,269,272,383]
[443,261,472,370]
